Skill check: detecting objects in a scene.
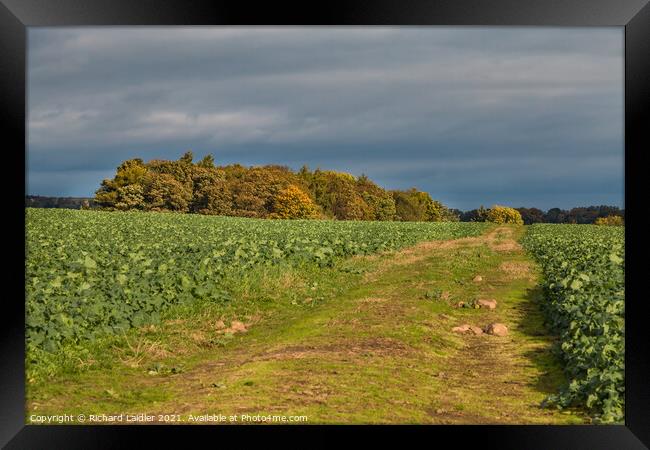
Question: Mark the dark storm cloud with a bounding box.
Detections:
[27,27,624,210]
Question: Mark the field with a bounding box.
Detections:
[25,209,624,424]
[26,209,486,376]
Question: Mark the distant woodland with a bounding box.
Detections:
[26,151,624,224]
[26,196,95,210]
[463,205,625,225]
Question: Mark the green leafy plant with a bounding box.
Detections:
[523,224,624,423]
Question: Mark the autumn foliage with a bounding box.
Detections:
[270,185,319,219]
[95,151,458,221]
[485,205,524,225]
[594,215,624,226]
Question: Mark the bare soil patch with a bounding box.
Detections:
[252,337,415,362]
[499,261,534,280]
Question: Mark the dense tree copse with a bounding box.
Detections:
[92,154,456,221]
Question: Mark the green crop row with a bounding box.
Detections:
[522,224,624,423]
[26,208,487,355]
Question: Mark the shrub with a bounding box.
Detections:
[486,205,524,225]
[594,215,624,226]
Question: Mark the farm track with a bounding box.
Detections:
[28,226,585,424]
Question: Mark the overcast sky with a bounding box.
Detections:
[27,27,624,210]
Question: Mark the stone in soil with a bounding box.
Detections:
[452,324,483,335]
[230,321,247,333]
[477,299,497,310]
[485,323,508,336]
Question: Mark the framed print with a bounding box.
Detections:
[2,0,649,448]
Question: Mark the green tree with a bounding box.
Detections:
[93,158,148,209]
[390,189,456,222]
[114,184,145,210]
[357,175,396,220]
[197,154,215,169]
[144,172,192,212]
[425,199,447,222]
[94,180,119,209]
[516,207,545,225]
[191,167,232,215]
[391,189,424,221]
[179,151,194,165]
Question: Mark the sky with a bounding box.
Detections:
[27,27,624,211]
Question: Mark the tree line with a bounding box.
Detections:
[513,206,624,225]
[25,196,95,210]
[26,152,624,225]
[459,205,624,225]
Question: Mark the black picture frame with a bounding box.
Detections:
[2,0,649,448]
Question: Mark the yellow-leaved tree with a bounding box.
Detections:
[486,205,524,225]
[270,185,319,219]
